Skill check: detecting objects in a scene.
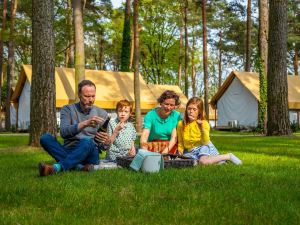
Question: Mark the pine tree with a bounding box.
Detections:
[120,0,131,72]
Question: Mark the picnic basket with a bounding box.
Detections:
[116,154,195,169]
[163,154,195,168]
[116,156,135,168]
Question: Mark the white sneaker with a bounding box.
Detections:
[229,153,242,165]
[193,160,198,166]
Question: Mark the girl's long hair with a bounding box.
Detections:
[183,97,207,127]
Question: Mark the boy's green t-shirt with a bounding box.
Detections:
[143,108,181,141]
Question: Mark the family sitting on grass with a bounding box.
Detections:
[38,79,242,176]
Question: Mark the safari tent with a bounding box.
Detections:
[210,71,300,128]
[10,65,189,130]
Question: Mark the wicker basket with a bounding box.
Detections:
[116,155,195,169]
[116,156,135,168]
[163,154,195,168]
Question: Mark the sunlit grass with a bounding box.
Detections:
[0,134,299,224]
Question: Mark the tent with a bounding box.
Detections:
[210,71,300,128]
[10,65,188,130]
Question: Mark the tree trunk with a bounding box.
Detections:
[30,0,56,146]
[98,31,104,70]
[258,0,268,134]
[5,0,17,131]
[202,0,209,117]
[293,45,298,75]
[130,27,134,70]
[184,0,189,98]
[120,0,131,72]
[73,0,85,99]
[218,31,222,88]
[0,0,7,130]
[245,0,251,72]
[191,21,196,97]
[259,0,268,75]
[178,25,183,88]
[133,0,141,133]
[65,0,74,68]
[267,0,291,136]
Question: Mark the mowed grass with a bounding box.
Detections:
[0,134,300,225]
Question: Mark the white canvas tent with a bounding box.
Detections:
[11,65,188,130]
[210,71,300,128]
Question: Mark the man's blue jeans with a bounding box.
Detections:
[40,133,99,171]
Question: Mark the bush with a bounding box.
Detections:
[290,121,299,133]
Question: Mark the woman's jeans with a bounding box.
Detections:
[40,133,99,171]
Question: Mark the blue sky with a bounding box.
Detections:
[111,0,124,8]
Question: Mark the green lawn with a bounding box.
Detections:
[0,135,300,225]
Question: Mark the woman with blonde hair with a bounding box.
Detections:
[177,97,242,165]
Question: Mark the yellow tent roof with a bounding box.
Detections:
[11,65,188,112]
[210,71,300,109]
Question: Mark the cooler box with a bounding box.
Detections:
[141,155,162,173]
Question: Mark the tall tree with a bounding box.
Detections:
[218,31,222,88]
[267,0,291,136]
[245,0,251,71]
[83,0,113,70]
[191,17,196,97]
[139,0,179,84]
[202,0,209,117]
[177,2,184,88]
[183,0,189,97]
[208,1,233,89]
[287,1,300,75]
[293,45,299,75]
[73,0,85,98]
[65,0,74,68]
[259,0,268,74]
[257,0,268,133]
[133,0,141,132]
[97,30,105,70]
[120,0,131,71]
[178,25,183,88]
[30,0,56,146]
[5,0,18,131]
[0,0,7,126]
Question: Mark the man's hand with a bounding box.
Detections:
[78,116,104,130]
[94,131,111,145]
[88,116,105,128]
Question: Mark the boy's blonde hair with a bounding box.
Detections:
[116,99,133,112]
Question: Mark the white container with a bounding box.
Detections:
[228,120,239,128]
[94,162,118,170]
[141,155,162,173]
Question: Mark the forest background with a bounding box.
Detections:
[1,0,299,99]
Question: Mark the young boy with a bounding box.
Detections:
[106,100,137,161]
